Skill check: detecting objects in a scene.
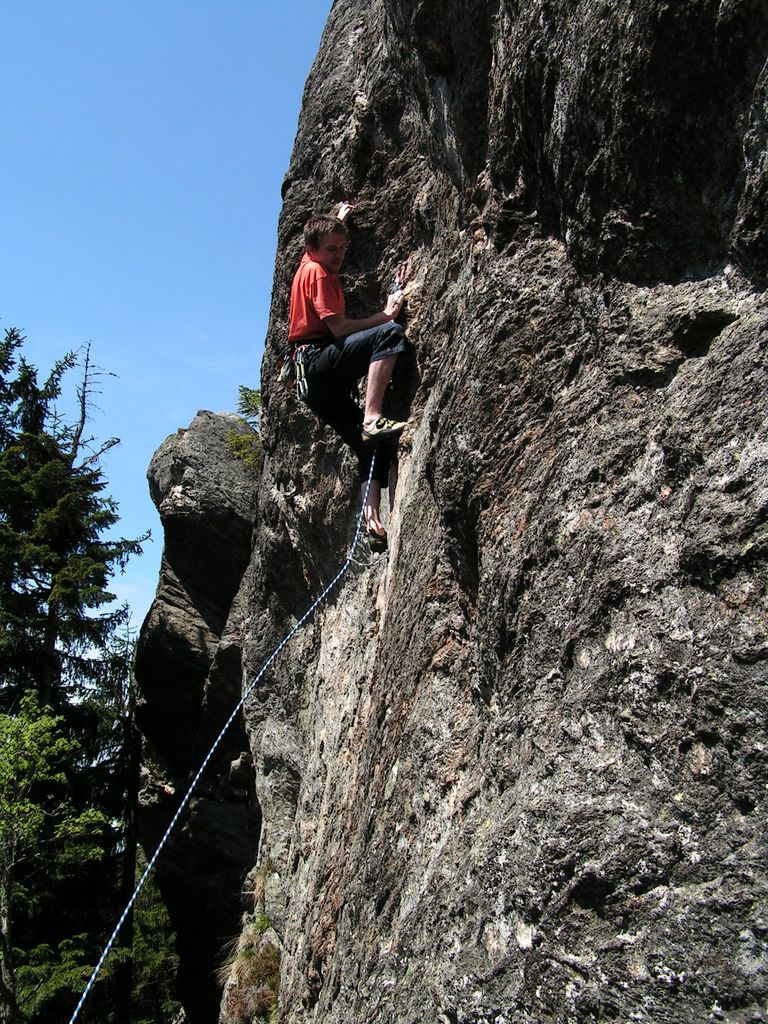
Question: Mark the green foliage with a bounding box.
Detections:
[0,691,111,863]
[236,385,261,423]
[0,694,110,1022]
[225,430,263,473]
[251,912,271,936]
[15,936,128,1021]
[226,385,262,473]
[0,327,147,708]
[0,329,165,1024]
[0,692,75,849]
[129,851,184,1024]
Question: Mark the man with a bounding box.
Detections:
[287,206,408,543]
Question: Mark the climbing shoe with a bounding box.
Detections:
[362,417,407,442]
[366,525,388,549]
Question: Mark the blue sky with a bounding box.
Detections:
[2,0,333,629]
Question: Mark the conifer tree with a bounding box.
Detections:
[0,328,149,1022]
[0,328,145,711]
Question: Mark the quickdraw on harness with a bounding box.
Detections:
[294,346,309,401]
[277,341,327,403]
[277,345,296,385]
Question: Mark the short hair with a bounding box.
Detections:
[303,215,349,250]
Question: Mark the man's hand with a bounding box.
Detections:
[384,291,405,318]
[335,201,355,223]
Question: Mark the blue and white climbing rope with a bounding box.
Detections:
[68,453,377,1024]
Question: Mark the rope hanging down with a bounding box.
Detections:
[68,452,378,1024]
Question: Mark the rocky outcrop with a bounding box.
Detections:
[134,411,260,1023]
[139,2,768,1023]
[252,1,768,1021]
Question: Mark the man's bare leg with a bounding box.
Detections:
[363,355,397,428]
[362,479,386,537]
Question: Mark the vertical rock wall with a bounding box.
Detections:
[139,1,768,1022]
[247,1,768,1021]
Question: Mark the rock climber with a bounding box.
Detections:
[287,202,409,544]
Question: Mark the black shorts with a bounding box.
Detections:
[302,322,408,487]
[308,321,408,383]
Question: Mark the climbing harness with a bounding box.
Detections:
[67,452,378,1024]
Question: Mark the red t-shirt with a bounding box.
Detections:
[288,253,345,342]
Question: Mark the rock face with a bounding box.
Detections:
[134,411,260,1022]
[140,2,768,1023]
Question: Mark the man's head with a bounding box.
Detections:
[304,215,349,274]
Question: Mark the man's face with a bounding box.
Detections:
[307,231,348,274]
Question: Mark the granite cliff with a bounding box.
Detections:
[135,1,768,1022]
